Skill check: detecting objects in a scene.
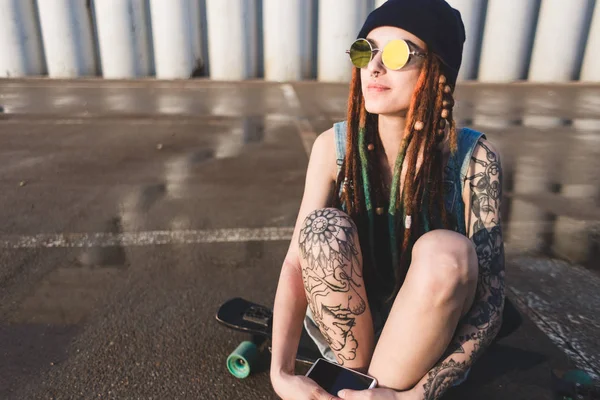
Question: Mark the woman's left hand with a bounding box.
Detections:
[337,387,419,400]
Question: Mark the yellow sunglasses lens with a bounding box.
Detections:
[349,39,373,68]
[382,40,410,70]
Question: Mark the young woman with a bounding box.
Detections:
[270,1,505,399]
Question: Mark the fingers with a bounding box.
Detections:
[310,385,342,400]
[337,389,381,399]
[337,389,360,399]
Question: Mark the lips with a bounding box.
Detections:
[367,83,391,92]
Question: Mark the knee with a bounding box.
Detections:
[298,208,361,270]
[410,230,478,299]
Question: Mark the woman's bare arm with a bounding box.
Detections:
[270,128,337,382]
[410,139,506,399]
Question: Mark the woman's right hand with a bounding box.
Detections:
[272,371,342,400]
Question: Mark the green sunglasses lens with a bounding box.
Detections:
[349,39,372,68]
[382,39,410,70]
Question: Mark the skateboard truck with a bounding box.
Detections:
[242,305,272,327]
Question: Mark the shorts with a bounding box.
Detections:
[303,306,470,387]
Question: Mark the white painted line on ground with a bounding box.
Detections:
[0,118,239,126]
[281,84,319,156]
[0,227,294,249]
[0,220,584,249]
[281,84,302,111]
[0,114,300,125]
[295,118,318,156]
[0,82,246,90]
[0,118,199,125]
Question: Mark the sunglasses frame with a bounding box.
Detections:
[346,38,428,71]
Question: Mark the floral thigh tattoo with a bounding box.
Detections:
[299,208,366,364]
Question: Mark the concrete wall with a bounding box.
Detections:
[1,0,598,82]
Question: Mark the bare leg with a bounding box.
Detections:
[367,229,479,390]
[298,208,374,370]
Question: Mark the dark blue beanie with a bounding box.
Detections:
[357,0,466,86]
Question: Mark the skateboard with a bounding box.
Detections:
[215,297,321,378]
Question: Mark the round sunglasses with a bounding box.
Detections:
[346,38,428,70]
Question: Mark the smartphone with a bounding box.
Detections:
[305,358,377,395]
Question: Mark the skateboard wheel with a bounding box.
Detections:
[551,368,599,400]
[562,369,593,385]
[226,341,258,379]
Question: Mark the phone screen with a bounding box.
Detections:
[306,359,376,395]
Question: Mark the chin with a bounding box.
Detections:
[364,99,408,116]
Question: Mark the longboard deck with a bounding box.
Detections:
[216,297,321,365]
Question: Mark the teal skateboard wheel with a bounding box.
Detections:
[551,368,600,400]
[227,341,258,379]
[562,369,593,385]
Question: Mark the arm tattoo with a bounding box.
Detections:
[465,141,505,329]
[422,141,506,399]
[299,208,365,364]
[423,319,502,399]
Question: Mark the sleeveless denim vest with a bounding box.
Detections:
[333,121,486,236]
[302,122,487,367]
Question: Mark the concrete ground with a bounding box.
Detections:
[0,79,599,399]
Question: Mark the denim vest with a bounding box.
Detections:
[303,123,487,363]
[333,121,486,236]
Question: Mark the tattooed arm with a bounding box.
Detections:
[410,139,506,399]
[271,130,336,374]
[270,129,345,400]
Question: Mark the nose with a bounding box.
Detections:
[367,50,385,76]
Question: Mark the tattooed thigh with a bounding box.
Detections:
[298,208,366,363]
